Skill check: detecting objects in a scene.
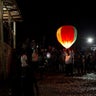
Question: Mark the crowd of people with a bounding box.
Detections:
[8,38,96,96]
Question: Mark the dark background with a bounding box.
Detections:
[15,0,96,48]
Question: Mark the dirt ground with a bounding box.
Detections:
[0,73,96,96]
[37,73,96,96]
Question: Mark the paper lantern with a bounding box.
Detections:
[56,25,77,49]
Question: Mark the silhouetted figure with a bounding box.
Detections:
[20,50,39,96]
[8,49,21,96]
[65,49,74,76]
[30,49,40,95]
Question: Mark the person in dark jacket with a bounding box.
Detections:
[8,49,21,96]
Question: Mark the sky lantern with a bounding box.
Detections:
[56,25,77,49]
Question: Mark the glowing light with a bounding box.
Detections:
[87,37,94,43]
[56,25,77,49]
[46,52,51,59]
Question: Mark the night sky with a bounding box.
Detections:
[16,0,96,48]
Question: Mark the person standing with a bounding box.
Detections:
[8,49,21,96]
[20,50,38,96]
[64,49,74,76]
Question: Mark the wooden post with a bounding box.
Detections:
[0,0,5,79]
[13,21,16,49]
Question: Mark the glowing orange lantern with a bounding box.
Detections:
[56,25,77,49]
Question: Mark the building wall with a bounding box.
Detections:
[0,42,12,79]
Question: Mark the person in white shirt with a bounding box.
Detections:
[21,54,28,68]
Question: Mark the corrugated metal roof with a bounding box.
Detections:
[3,0,22,21]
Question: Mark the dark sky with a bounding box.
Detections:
[16,0,96,47]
